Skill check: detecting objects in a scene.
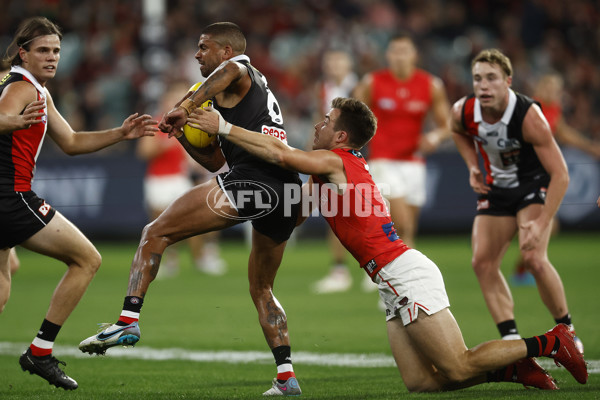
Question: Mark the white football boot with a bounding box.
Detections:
[79,321,140,355]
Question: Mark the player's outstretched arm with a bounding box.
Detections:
[188,109,344,183]
[46,90,158,155]
[555,117,600,159]
[188,107,343,179]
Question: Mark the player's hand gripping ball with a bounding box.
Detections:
[183,81,216,148]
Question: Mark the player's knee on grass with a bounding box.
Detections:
[403,375,443,393]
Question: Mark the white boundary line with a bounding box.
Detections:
[0,342,598,373]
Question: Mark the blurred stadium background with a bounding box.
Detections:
[2,2,600,398]
[1,0,599,239]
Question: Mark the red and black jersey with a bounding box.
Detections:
[0,67,48,192]
[313,148,409,277]
[461,90,548,188]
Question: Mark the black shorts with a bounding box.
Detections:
[476,176,550,217]
[217,166,301,243]
[0,191,56,248]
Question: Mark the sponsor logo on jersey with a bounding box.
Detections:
[497,138,521,149]
[262,125,287,143]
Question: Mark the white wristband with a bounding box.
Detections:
[217,114,232,136]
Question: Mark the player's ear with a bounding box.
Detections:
[222,45,234,59]
[19,47,28,63]
[336,130,348,144]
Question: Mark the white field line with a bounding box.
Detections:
[0,342,598,373]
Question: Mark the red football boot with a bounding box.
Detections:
[546,323,588,384]
[507,358,558,390]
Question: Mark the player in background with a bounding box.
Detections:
[79,22,303,396]
[189,96,587,392]
[450,49,583,353]
[0,17,157,390]
[353,31,451,250]
[511,72,600,286]
[309,49,366,294]
[187,159,229,274]
[136,81,226,278]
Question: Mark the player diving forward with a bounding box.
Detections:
[186,97,587,392]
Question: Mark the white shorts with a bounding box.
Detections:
[368,159,426,206]
[144,174,193,210]
[375,249,450,325]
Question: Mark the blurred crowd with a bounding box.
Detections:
[1,0,599,151]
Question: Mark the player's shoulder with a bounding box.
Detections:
[0,75,38,103]
[451,95,470,115]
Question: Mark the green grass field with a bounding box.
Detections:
[1,232,599,399]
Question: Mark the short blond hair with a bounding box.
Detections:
[471,48,513,78]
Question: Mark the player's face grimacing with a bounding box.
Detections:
[195,34,226,77]
[313,108,341,151]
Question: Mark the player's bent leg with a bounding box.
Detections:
[471,215,517,324]
[406,310,557,390]
[80,179,239,355]
[403,309,482,387]
[248,228,289,348]
[0,249,11,313]
[386,317,446,392]
[17,213,99,389]
[9,247,20,276]
[517,205,569,320]
[21,212,101,325]
[247,229,302,396]
[126,178,239,297]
